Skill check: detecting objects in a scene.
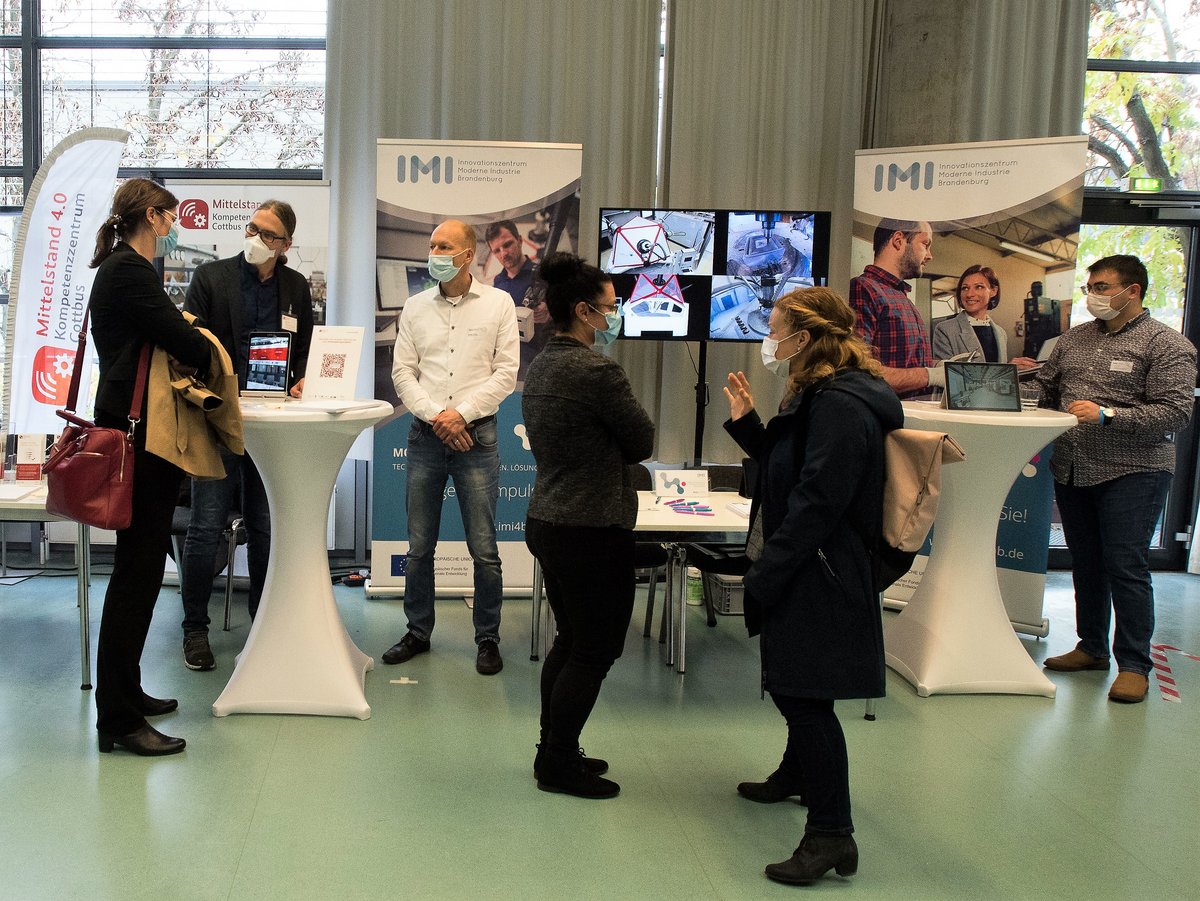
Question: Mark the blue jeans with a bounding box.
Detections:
[1055,470,1172,675]
[181,446,271,635]
[404,418,503,645]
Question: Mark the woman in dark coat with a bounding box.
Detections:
[522,252,655,799]
[89,178,211,756]
[723,286,903,886]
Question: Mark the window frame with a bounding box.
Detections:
[0,0,326,215]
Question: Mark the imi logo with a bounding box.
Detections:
[31,345,76,405]
[178,199,209,229]
[398,155,454,184]
[873,161,935,192]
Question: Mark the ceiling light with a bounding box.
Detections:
[998,240,1057,263]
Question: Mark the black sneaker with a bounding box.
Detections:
[381,632,430,665]
[476,639,503,675]
[182,633,215,671]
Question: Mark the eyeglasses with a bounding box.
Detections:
[156,208,177,225]
[246,222,288,246]
[1080,282,1126,297]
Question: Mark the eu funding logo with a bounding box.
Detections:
[398,155,454,184]
[178,199,209,229]
[873,161,935,192]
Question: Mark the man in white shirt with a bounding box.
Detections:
[385,219,520,675]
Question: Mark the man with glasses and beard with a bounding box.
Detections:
[178,199,314,671]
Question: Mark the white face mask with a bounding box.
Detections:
[244,234,274,266]
[1085,284,1133,321]
[761,331,801,377]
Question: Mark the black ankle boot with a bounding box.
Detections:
[536,749,619,799]
[534,743,609,779]
[765,834,858,885]
[737,768,805,804]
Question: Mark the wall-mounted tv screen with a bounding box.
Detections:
[598,208,830,342]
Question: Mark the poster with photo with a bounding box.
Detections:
[853,135,1087,635]
[370,139,582,593]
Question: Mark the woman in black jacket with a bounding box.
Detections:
[723,287,903,885]
[89,178,211,756]
[522,252,655,799]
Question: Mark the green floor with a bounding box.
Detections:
[1,564,1198,900]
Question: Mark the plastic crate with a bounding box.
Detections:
[703,572,744,615]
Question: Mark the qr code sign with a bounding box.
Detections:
[320,354,346,379]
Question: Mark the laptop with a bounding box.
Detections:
[241,331,292,398]
[942,361,1021,412]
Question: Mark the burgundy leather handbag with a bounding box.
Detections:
[42,307,150,531]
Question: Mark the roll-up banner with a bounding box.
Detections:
[369,139,582,595]
[852,135,1087,636]
[4,128,130,434]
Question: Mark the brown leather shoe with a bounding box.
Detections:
[1044,649,1109,672]
[1108,671,1149,703]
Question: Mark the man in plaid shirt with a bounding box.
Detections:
[849,220,942,398]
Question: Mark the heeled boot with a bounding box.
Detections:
[98,723,186,756]
[765,833,858,885]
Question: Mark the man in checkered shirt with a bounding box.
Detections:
[1037,254,1196,703]
[848,219,943,398]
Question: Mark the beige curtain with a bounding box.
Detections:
[627,0,885,464]
[326,0,662,400]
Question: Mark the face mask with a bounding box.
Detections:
[588,304,622,346]
[761,331,800,377]
[427,249,468,283]
[244,234,274,266]
[1086,285,1132,321]
[154,223,179,258]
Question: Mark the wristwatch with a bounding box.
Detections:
[1099,406,1116,425]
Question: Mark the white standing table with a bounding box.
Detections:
[885,403,1076,697]
[212,399,392,719]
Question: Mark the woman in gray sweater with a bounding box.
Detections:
[522,252,655,799]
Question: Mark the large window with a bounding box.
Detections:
[0,0,326,198]
[1086,0,1200,191]
[0,1,325,417]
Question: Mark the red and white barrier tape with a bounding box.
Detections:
[1150,644,1200,702]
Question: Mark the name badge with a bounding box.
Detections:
[1110,360,1134,373]
[281,314,298,333]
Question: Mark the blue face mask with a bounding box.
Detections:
[588,303,622,346]
[155,223,179,258]
[427,249,468,283]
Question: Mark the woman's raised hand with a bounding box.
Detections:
[724,371,755,421]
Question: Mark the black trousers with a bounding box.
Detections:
[770,692,854,836]
[526,518,635,757]
[95,447,185,736]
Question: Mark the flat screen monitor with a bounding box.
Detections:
[243,331,292,397]
[943,362,1021,412]
[597,207,831,342]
